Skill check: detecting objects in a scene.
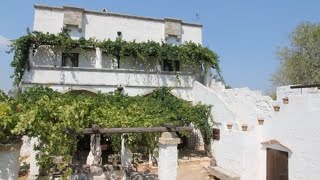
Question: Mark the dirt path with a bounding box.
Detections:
[177,164,209,180]
[176,149,212,180]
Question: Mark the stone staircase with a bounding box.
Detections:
[208,79,274,131]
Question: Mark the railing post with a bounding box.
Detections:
[28,137,40,180]
[95,47,102,68]
[121,134,133,169]
[158,132,181,180]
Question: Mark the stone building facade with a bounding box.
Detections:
[21,4,320,180]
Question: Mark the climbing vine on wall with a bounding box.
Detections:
[8,29,221,85]
[3,86,212,173]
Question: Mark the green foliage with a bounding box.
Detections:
[272,22,320,86]
[0,91,20,143]
[9,29,221,86]
[3,86,212,173]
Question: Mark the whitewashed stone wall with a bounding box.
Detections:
[0,149,21,180]
[204,82,320,180]
[33,5,202,44]
[192,81,266,179]
[261,89,320,180]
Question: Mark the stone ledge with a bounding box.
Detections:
[30,65,195,76]
[158,137,181,145]
[205,166,240,180]
[0,142,22,152]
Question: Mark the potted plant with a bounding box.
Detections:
[257,118,264,125]
[282,97,289,104]
[0,92,22,180]
[241,124,248,131]
[227,123,233,129]
[273,104,280,112]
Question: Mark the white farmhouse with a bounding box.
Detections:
[23,5,206,101]
[21,4,320,180]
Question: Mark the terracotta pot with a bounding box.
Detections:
[283,97,289,104]
[258,119,264,125]
[227,123,233,129]
[241,125,248,131]
[273,105,280,112]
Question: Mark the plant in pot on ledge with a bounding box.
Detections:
[0,91,22,180]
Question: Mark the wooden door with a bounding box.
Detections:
[267,148,288,180]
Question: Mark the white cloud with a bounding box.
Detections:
[0,35,11,49]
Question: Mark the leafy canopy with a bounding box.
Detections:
[272,22,320,86]
[2,86,212,172]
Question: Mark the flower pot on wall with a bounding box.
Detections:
[241,124,248,131]
[282,97,289,104]
[227,123,233,129]
[273,105,280,112]
[258,118,264,125]
[0,141,22,180]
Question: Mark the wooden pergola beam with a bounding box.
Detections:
[81,125,193,134]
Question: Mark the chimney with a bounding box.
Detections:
[101,8,108,13]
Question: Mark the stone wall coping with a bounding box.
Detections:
[158,137,181,145]
[34,4,203,28]
[261,139,292,152]
[0,142,22,152]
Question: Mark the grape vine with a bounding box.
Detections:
[1,86,213,173]
[8,29,221,85]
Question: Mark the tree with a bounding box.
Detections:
[272,22,320,86]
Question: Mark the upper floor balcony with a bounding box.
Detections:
[22,46,201,90]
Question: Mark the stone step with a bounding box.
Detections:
[204,166,240,180]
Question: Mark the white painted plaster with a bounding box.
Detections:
[158,143,179,180]
[261,91,320,180]
[28,137,40,180]
[95,48,102,68]
[181,25,202,44]
[0,148,20,180]
[204,83,320,180]
[276,85,320,100]
[192,81,236,125]
[192,81,264,179]
[31,46,62,67]
[33,6,202,44]
[33,8,64,34]
[23,68,195,88]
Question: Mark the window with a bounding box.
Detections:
[62,53,79,67]
[212,128,220,140]
[163,59,180,71]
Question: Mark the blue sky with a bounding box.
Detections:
[1,0,320,93]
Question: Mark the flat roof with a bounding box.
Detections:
[34,4,203,28]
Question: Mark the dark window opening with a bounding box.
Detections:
[62,53,79,67]
[212,128,220,140]
[163,59,180,71]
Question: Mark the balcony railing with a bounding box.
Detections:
[22,66,196,88]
